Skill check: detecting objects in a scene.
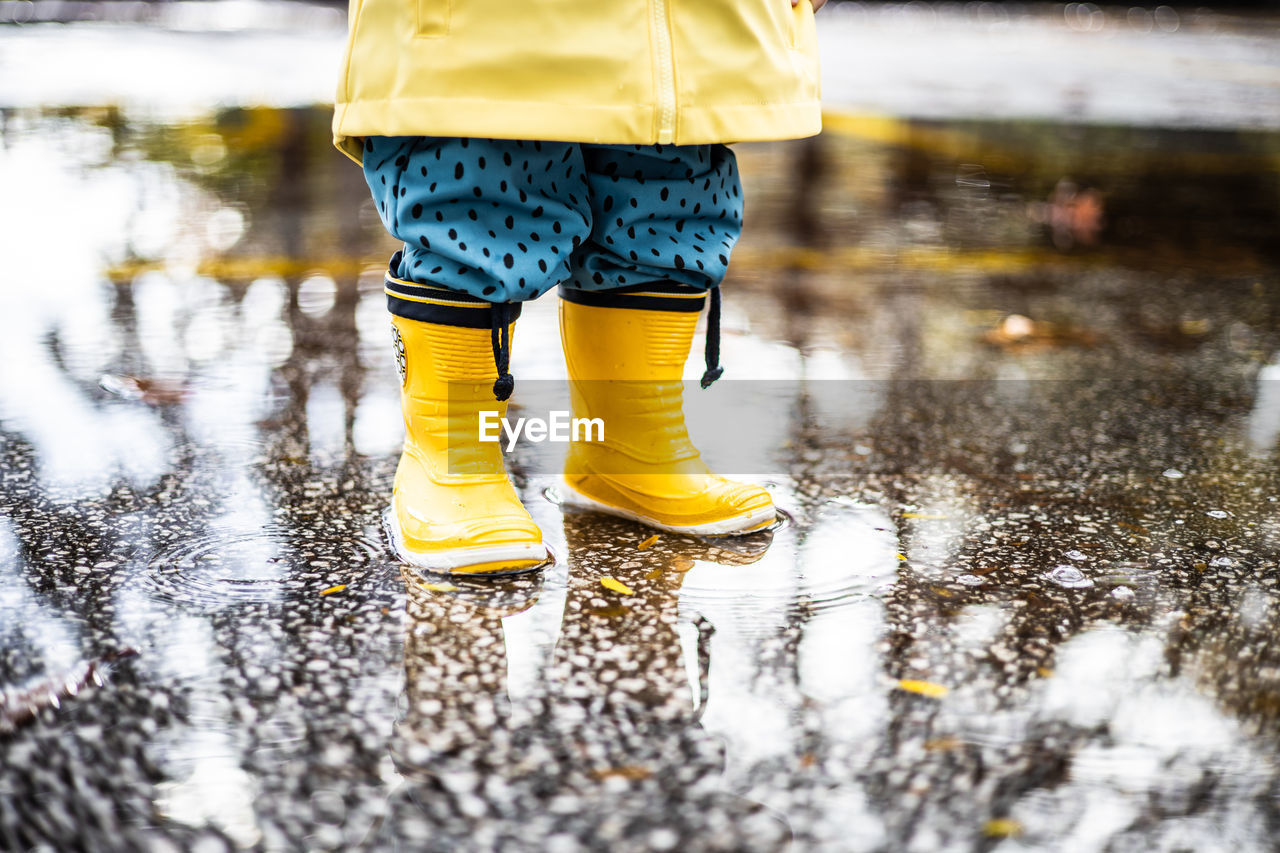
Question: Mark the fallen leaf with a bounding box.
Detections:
[600,577,635,596]
[421,582,459,593]
[670,557,695,572]
[897,679,949,699]
[320,585,347,596]
[896,553,908,562]
[924,737,961,751]
[982,312,1099,351]
[638,534,660,550]
[983,818,1023,838]
[0,649,138,736]
[902,512,950,520]
[589,765,652,781]
[99,374,188,406]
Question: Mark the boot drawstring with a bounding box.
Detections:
[700,285,724,389]
[491,303,514,401]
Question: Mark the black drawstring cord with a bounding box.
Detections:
[491,303,514,401]
[700,286,724,389]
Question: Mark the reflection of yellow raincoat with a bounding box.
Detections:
[333,0,821,163]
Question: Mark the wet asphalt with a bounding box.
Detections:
[2,103,1280,852]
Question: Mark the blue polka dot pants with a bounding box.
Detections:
[362,137,743,304]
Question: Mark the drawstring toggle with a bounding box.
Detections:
[491,303,514,401]
[700,286,724,389]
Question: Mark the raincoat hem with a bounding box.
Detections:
[333,100,821,164]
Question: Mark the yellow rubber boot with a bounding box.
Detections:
[388,314,547,574]
[558,294,776,535]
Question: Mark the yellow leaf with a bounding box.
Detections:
[902,512,949,520]
[600,577,635,596]
[670,557,695,572]
[638,534,660,550]
[897,679,949,699]
[319,584,346,596]
[983,819,1023,838]
[421,582,459,592]
[896,553,908,562]
[589,765,652,780]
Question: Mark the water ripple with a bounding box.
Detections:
[138,526,384,607]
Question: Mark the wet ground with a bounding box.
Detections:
[5,27,1280,853]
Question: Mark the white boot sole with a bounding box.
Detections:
[559,478,777,537]
[383,508,550,575]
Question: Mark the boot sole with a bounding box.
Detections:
[383,508,550,575]
[560,478,778,537]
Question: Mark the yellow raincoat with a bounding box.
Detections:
[333,0,821,163]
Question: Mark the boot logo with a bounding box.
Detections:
[392,325,407,386]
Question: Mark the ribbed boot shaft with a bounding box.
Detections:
[395,315,509,479]
[559,300,697,382]
[413,323,501,384]
[641,311,697,372]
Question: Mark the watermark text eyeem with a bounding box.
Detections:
[479,410,604,451]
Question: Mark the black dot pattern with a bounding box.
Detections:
[362,137,743,303]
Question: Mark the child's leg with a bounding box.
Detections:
[557,144,775,536]
[565,143,740,295]
[364,136,591,303]
[362,136,592,573]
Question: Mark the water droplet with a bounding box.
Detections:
[1111,586,1135,601]
[1162,468,1184,479]
[1154,4,1180,32]
[1211,556,1235,568]
[1045,565,1094,589]
[541,486,563,505]
[956,574,985,586]
[1205,510,1231,519]
[1065,549,1089,561]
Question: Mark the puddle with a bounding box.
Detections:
[2,99,1280,852]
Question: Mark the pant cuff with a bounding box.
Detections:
[558,281,708,313]
[384,252,522,328]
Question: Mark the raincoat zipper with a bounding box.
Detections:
[651,0,676,144]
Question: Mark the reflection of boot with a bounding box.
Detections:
[549,510,791,850]
[557,509,773,722]
[555,510,700,721]
[396,567,541,762]
[388,302,547,575]
[559,292,776,536]
[386,513,789,850]
[390,567,542,845]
